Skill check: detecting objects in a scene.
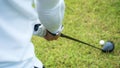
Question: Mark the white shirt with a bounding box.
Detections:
[0,0,65,68]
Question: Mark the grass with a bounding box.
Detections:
[32,0,120,68]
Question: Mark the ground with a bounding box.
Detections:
[32,0,120,68]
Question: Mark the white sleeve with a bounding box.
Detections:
[35,0,65,34]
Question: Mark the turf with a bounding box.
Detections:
[32,0,120,68]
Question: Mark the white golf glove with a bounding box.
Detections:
[33,24,46,37]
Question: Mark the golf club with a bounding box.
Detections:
[61,33,114,53]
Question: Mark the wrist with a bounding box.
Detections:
[47,30,59,36]
[47,25,63,36]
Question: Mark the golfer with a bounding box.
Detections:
[0,0,65,68]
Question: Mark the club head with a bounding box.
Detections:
[102,41,115,53]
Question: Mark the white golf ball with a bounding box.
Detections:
[99,40,105,45]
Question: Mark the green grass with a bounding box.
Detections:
[32,0,120,68]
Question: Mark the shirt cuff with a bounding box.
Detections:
[48,25,64,36]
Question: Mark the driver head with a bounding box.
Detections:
[102,41,115,53]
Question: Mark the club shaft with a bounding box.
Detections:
[61,33,102,50]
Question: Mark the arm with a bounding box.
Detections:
[35,0,65,34]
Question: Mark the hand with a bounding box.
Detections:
[44,30,61,41]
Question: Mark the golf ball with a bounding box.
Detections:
[99,40,105,45]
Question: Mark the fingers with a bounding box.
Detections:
[44,30,61,41]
